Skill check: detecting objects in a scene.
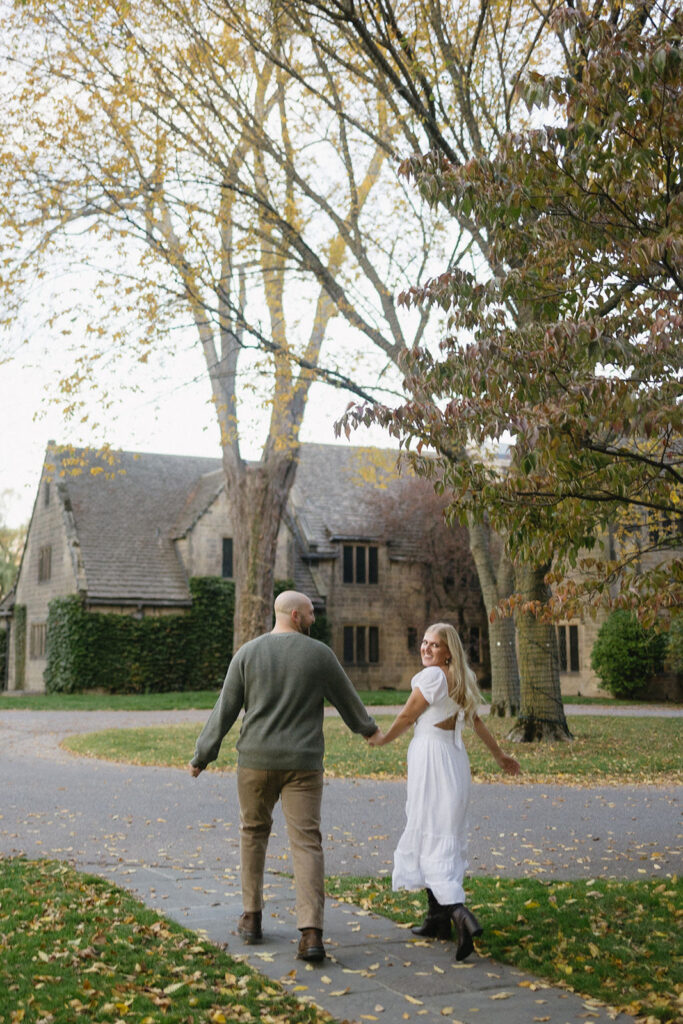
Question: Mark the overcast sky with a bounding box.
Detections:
[1,331,396,529]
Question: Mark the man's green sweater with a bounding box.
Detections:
[191,632,378,772]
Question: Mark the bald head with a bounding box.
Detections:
[273,590,315,634]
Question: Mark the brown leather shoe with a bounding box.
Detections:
[297,927,325,962]
[237,911,263,944]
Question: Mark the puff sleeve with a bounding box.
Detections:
[411,666,448,704]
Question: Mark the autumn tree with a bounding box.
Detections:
[390,0,682,618]
[1,0,447,646]
[344,1,681,736]
[217,0,567,714]
[0,495,26,601]
[253,0,568,723]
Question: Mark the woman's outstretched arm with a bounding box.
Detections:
[472,715,521,774]
[367,689,429,746]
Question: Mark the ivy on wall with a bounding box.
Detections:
[14,604,26,691]
[0,626,7,689]
[44,578,330,694]
[45,579,234,694]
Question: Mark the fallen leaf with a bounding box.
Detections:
[405,994,423,1005]
[330,987,350,996]
[490,992,513,1000]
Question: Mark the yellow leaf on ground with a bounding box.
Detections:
[490,992,513,1000]
[405,995,423,1004]
[163,982,185,994]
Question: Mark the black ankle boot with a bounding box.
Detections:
[411,889,452,940]
[450,903,483,961]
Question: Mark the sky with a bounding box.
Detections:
[0,327,397,530]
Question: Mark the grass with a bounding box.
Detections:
[0,688,669,711]
[325,874,682,1024]
[62,714,682,785]
[0,857,332,1024]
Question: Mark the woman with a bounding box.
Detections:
[368,622,521,960]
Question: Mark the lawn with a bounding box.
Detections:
[61,714,682,785]
[326,874,682,1024]
[0,689,659,711]
[0,857,329,1024]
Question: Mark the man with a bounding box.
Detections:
[189,590,379,962]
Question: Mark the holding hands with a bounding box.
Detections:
[367,728,385,747]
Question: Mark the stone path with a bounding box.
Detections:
[1,707,680,1024]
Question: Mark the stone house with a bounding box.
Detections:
[2,442,489,694]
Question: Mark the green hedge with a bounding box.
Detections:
[14,604,26,690]
[0,626,7,689]
[45,578,234,694]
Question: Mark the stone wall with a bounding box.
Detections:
[8,474,78,692]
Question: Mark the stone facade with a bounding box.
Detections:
[8,473,80,691]
[4,443,489,694]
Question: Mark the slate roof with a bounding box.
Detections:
[52,447,220,606]
[288,443,422,561]
[47,442,419,607]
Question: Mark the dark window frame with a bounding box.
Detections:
[222,537,233,578]
[29,622,47,660]
[342,625,380,665]
[342,544,379,585]
[38,545,52,583]
[557,623,580,673]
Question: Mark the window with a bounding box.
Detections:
[38,545,52,583]
[467,626,480,665]
[30,623,47,660]
[407,627,418,653]
[557,624,580,673]
[648,512,683,546]
[342,544,378,584]
[343,626,380,665]
[44,482,50,506]
[222,538,233,578]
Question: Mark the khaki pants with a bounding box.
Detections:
[237,767,325,930]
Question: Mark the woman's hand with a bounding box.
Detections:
[498,753,521,776]
[367,728,385,747]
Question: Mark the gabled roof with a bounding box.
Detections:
[43,441,421,608]
[50,446,220,605]
[288,444,422,561]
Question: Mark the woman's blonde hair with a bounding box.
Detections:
[426,622,483,724]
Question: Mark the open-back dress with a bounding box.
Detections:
[392,665,470,906]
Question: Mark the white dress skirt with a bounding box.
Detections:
[392,666,471,906]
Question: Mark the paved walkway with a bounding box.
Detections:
[2,708,681,1024]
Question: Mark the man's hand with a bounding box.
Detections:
[189,763,203,778]
[366,728,385,747]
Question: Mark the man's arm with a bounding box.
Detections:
[189,657,245,774]
[323,651,378,737]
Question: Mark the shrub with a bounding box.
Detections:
[591,611,668,698]
[0,626,6,687]
[666,614,683,674]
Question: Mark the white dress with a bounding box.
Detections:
[392,666,470,906]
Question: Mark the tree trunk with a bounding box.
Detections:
[507,563,572,742]
[467,517,520,715]
[488,615,519,717]
[223,453,299,649]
